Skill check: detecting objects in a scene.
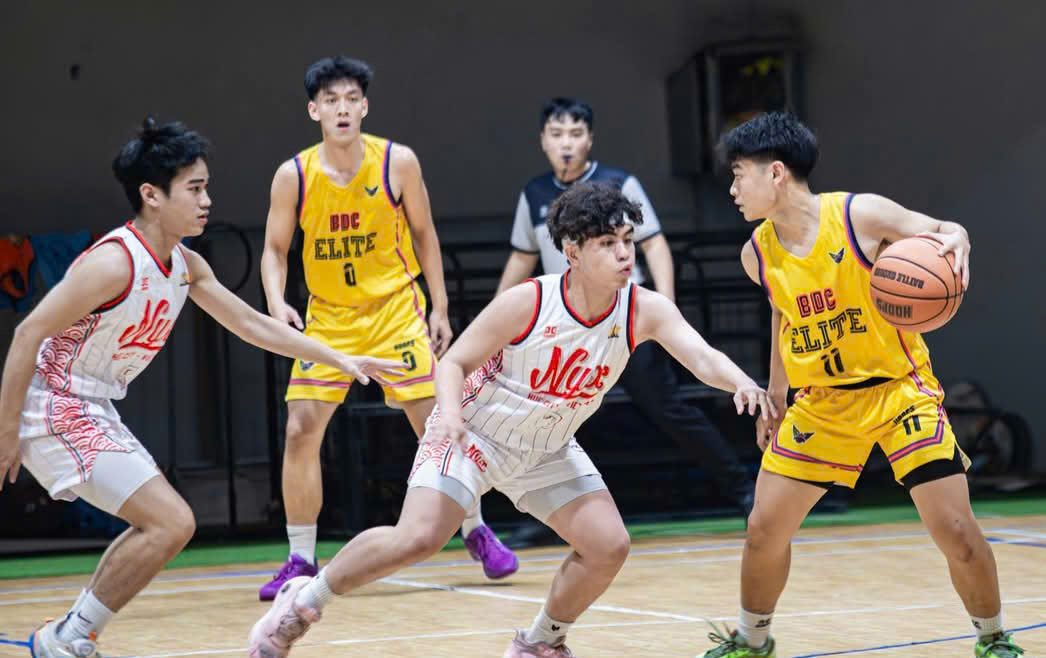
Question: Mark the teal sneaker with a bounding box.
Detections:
[697,624,776,657]
[975,632,1024,657]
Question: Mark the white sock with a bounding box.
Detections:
[738,607,773,650]
[294,567,334,612]
[525,605,571,646]
[57,591,114,642]
[972,613,1004,640]
[287,524,317,564]
[461,505,484,537]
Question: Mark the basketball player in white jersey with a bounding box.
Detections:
[249,181,775,658]
[0,119,403,658]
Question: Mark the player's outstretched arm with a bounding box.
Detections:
[428,282,536,446]
[260,160,304,328]
[849,193,971,290]
[185,248,404,385]
[394,144,452,356]
[632,286,776,421]
[0,243,130,489]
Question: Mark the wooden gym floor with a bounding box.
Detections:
[2,517,1045,657]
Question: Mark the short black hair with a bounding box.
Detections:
[717,111,818,180]
[112,117,210,213]
[541,97,594,132]
[546,182,643,251]
[304,56,373,99]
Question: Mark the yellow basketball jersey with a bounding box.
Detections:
[750,192,931,387]
[295,134,421,306]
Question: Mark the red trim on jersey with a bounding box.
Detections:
[461,352,504,408]
[124,221,172,277]
[384,372,435,388]
[440,443,454,475]
[560,270,619,328]
[90,237,135,312]
[398,265,426,328]
[896,330,939,398]
[36,315,100,393]
[45,391,131,483]
[510,279,542,345]
[626,283,638,352]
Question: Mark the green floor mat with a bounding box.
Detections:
[1,497,1042,580]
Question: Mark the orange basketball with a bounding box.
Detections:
[869,236,964,333]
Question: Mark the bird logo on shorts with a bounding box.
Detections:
[829,246,846,264]
[299,360,315,371]
[792,425,815,444]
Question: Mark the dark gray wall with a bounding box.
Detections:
[3,1,1044,466]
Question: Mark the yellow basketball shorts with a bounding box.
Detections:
[762,361,969,488]
[286,280,436,406]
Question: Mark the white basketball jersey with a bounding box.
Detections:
[455,272,637,453]
[35,222,191,400]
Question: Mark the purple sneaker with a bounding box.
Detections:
[259,554,318,601]
[465,524,519,579]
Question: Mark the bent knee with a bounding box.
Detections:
[401,527,450,562]
[163,501,196,548]
[285,418,327,446]
[605,532,631,566]
[586,530,631,569]
[744,514,792,552]
[931,518,987,563]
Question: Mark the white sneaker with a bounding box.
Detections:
[29,618,101,658]
[247,576,321,658]
[502,630,577,657]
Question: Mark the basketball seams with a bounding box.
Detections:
[876,304,949,326]
[872,255,954,298]
[870,238,963,332]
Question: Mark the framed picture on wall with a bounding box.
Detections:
[667,38,804,176]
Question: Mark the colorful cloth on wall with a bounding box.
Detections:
[0,236,36,311]
[30,231,94,289]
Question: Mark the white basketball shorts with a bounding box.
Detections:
[19,382,160,515]
[407,426,606,523]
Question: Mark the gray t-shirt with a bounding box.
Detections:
[509,162,662,284]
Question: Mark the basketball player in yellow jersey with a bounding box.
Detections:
[697,112,1024,658]
[259,57,517,600]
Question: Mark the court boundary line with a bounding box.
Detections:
[793,621,1046,656]
[2,535,1045,607]
[0,543,942,604]
[3,521,1045,656]
[129,619,689,657]
[5,523,1044,598]
[116,611,1046,658]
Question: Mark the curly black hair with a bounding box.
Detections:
[546,182,643,252]
[304,56,373,99]
[716,111,818,180]
[112,117,210,212]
